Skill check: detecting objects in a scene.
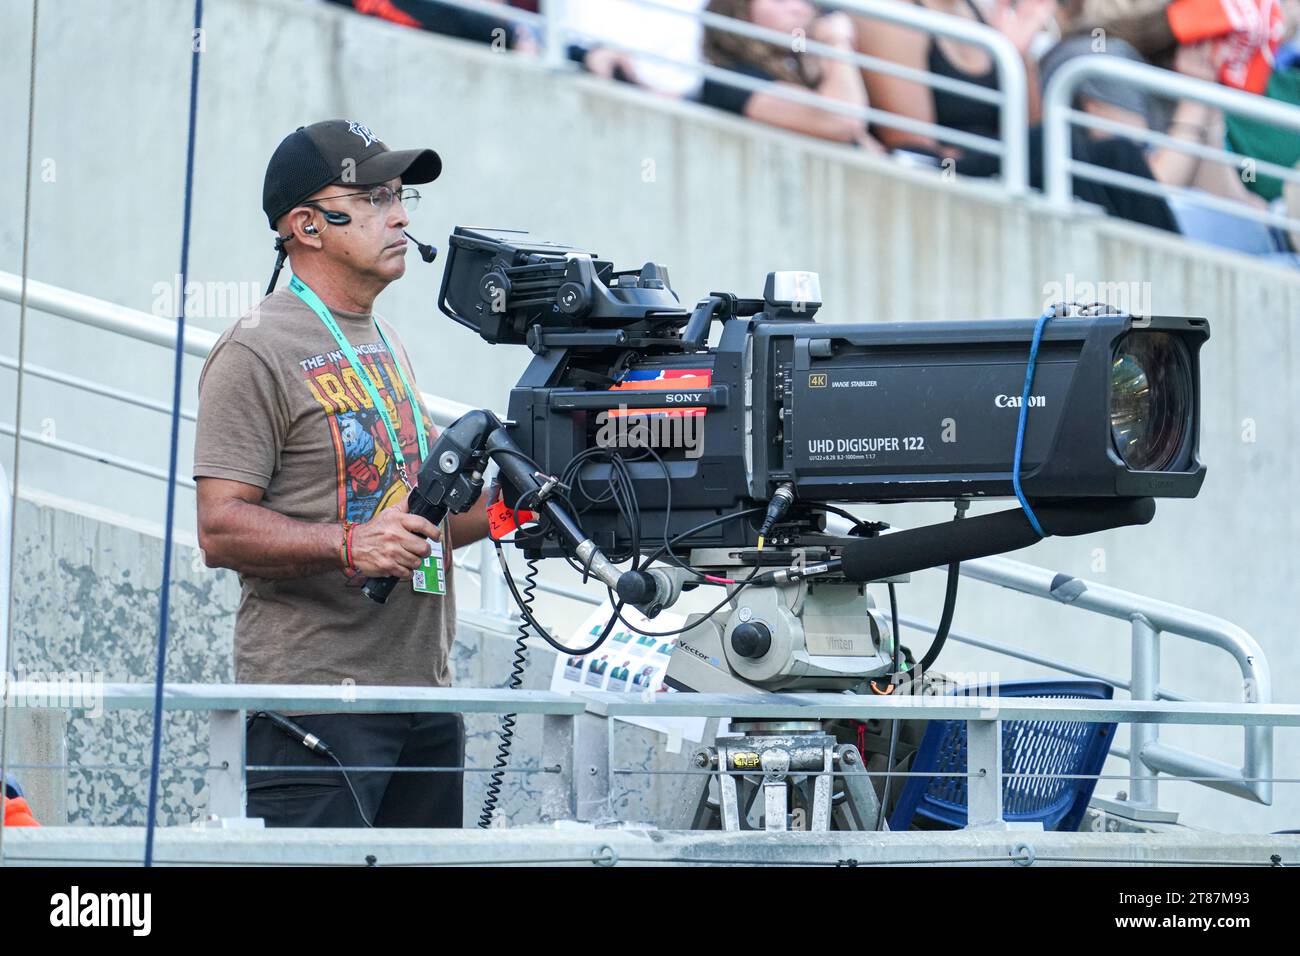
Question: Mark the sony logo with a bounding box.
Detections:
[664,393,704,403]
[995,394,1046,408]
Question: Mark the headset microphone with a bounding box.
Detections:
[266,218,437,295]
[404,231,438,263]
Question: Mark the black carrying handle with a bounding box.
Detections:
[838,498,1156,582]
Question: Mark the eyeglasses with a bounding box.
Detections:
[311,184,421,213]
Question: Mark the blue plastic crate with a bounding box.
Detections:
[888,679,1116,832]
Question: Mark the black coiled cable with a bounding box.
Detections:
[478,556,538,829]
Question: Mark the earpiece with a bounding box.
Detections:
[304,224,317,234]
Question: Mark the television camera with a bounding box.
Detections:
[364,226,1207,831]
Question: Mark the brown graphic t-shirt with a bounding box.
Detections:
[193,286,456,690]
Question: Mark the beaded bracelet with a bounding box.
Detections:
[340,520,356,571]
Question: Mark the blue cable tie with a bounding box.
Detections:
[1013,305,1056,538]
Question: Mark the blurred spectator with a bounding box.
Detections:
[1283,0,1300,64]
[1032,34,1281,235]
[698,0,886,150]
[923,32,1181,229]
[562,0,707,97]
[1044,38,1267,208]
[3,775,38,828]
[1224,0,1300,202]
[324,0,539,52]
[854,0,1055,164]
[1089,0,1286,93]
[1062,0,1168,32]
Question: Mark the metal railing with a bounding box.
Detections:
[547,0,1030,193]
[7,681,1299,832]
[952,554,1273,806]
[349,0,1029,192]
[467,518,1278,810]
[0,268,502,619]
[418,0,1300,243]
[0,270,1283,820]
[1043,54,1300,239]
[0,272,477,426]
[0,462,10,677]
[0,271,478,491]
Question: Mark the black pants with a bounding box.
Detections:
[245,712,464,828]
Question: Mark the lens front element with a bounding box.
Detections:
[1110,332,1193,472]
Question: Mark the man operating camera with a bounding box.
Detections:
[193,120,488,828]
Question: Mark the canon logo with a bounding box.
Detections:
[995,394,1046,408]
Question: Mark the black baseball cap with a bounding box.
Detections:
[262,120,442,229]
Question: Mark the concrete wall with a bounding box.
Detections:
[1,0,1298,832]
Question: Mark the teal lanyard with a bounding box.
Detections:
[289,275,429,486]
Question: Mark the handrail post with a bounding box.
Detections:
[540,0,568,73]
[1042,57,1076,209]
[540,712,576,824]
[205,708,255,825]
[992,38,1028,195]
[1129,614,1160,808]
[477,537,511,620]
[575,712,612,822]
[1,462,11,677]
[965,717,1005,828]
